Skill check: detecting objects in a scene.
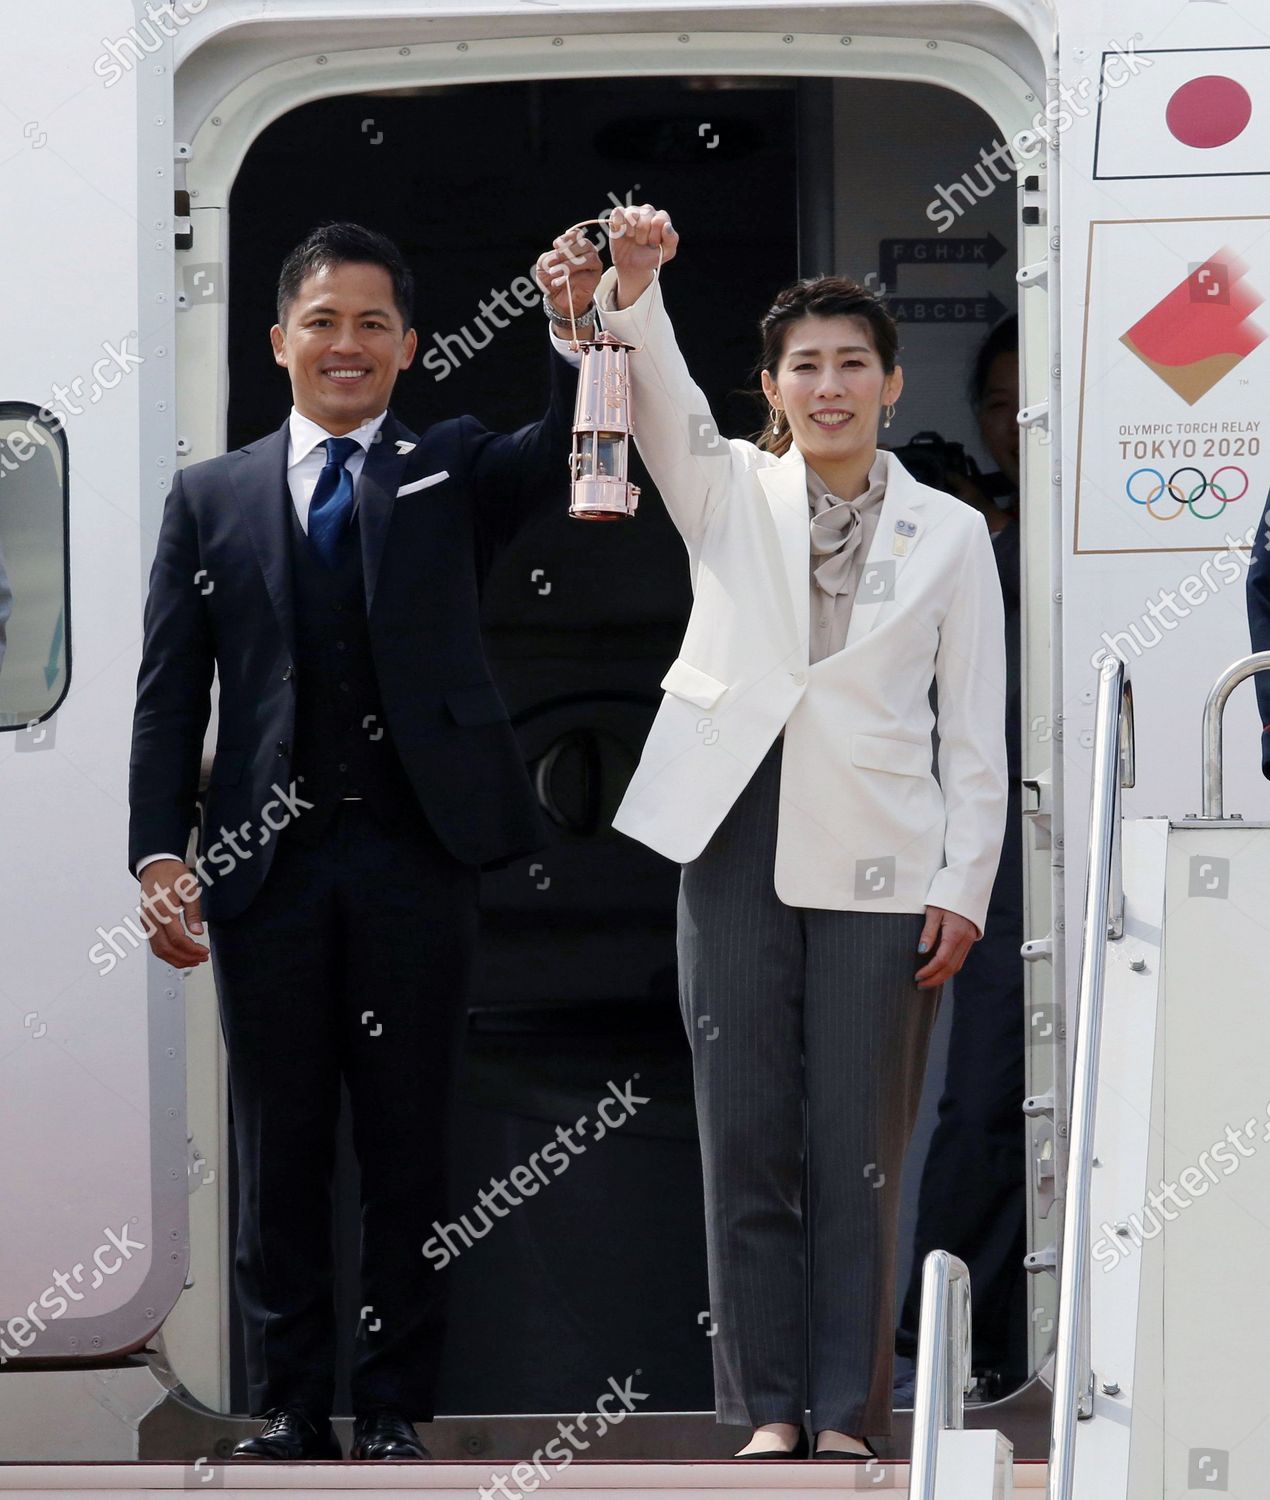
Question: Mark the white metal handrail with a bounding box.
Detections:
[908,1250,972,1500]
[1201,650,1270,818]
[1047,654,1134,1500]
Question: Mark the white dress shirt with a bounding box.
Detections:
[286,407,387,532]
[136,322,584,879]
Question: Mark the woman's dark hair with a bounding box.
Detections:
[748,276,899,455]
[276,221,415,332]
[969,312,1018,410]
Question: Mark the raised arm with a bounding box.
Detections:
[466,339,577,570]
[466,227,602,567]
[589,205,745,544]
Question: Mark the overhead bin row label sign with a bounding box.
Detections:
[1074,217,1269,554]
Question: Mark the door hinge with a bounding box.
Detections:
[175,188,192,250]
[1022,173,1046,227]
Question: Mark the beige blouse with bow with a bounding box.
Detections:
[804,449,889,664]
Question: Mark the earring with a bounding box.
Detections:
[883,402,896,429]
[770,406,785,433]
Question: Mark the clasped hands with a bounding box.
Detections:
[534,203,680,321]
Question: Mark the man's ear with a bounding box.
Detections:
[399,327,418,369]
[269,324,287,367]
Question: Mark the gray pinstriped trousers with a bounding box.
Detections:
[677,735,941,1435]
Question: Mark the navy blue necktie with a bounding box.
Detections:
[307,435,361,567]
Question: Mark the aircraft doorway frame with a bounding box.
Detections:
[166,13,1060,1423]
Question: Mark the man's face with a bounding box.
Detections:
[270,261,417,434]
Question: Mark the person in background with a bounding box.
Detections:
[1244,465,1270,773]
[0,536,11,678]
[893,313,1028,1402]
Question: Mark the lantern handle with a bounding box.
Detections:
[552,215,664,352]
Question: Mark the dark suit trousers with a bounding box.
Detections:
[677,737,941,1436]
[895,780,1028,1379]
[207,801,479,1420]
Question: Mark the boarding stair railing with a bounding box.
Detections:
[1200,651,1270,817]
[1045,654,1134,1500]
[908,1250,973,1498]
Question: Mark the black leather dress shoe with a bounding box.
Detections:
[735,1426,810,1459]
[350,1408,430,1460]
[813,1434,878,1462]
[232,1407,342,1460]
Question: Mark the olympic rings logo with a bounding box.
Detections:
[1125,465,1249,520]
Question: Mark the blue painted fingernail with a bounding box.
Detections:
[917,941,929,954]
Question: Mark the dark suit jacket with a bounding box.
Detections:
[129,343,576,920]
[1247,495,1270,776]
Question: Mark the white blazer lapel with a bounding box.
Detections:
[842,450,927,650]
[756,446,810,655]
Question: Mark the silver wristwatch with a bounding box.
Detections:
[542,289,596,328]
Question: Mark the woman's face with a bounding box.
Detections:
[760,313,903,468]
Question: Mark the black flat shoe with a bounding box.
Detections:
[350,1408,430,1460]
[813,1434,878,1461]
[232,1407,342,1460]
[736,1426,810,1459]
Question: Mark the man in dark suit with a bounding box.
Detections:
[129,221,598,1460]
[1246,499,1270,770]
[0,535,11,678]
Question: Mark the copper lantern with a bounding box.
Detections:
[550,216,663,521]
[569,332,640,520]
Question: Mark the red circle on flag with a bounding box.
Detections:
[1165,75,1253,148]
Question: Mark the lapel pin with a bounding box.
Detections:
[395,440,416,455]
[895,518,917,536]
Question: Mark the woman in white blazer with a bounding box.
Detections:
[553,206,1008,1460]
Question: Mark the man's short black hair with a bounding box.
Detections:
[276,222,415,331]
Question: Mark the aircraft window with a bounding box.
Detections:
[0,404,69,733]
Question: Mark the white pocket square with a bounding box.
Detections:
[396,469,449,497]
